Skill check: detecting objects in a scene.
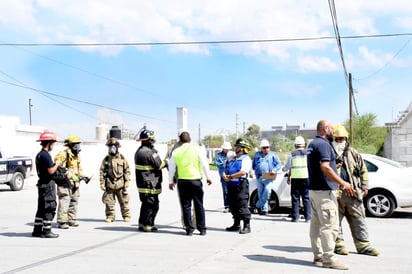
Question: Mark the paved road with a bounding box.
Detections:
[1,171,412,274]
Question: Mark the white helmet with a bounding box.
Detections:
[294,136,305,146]
[221,141,232,150]
[260,139,270,147]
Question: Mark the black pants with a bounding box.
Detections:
[290,178,311,221]
[33,182,57,231]
[138,193,159,226]
[177,179,206,232]
[227,179,251,223]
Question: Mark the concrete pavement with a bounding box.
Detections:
[1,171,412,274]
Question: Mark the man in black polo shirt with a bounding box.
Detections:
[307,120,354,270]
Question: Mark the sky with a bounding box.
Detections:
[0,0,411,143]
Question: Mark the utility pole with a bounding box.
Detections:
[28,98,33,125]
[235,113,239,138]
[349,73,353,145]
[198,123,201,145]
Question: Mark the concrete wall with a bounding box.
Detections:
[383,102,412,167]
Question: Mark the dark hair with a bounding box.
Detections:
[179,132,191,143]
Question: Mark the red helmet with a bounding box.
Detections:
[37,131,57,142]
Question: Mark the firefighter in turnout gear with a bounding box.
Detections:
[54,135,88,229]
[99,137,131,223]
[332,125,379,256]
[32,131,60,238]
[135,128,168,232]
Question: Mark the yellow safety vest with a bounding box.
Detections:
[290,150,308,179]
[173,144,202,180]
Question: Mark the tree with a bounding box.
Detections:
[244,124,261,150]
[343,113,387,155]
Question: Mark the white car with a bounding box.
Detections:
[361,153,412,218]
[248,153,412,218]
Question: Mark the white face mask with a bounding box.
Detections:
[332,140,346,156]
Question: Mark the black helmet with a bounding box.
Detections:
[106,137,121,147]
[235,138,250,149]
[137,129,155,142]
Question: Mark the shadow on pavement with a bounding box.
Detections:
[244,254,314,267]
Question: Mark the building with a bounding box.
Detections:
[383,101,412,167]
[261,125,317,141]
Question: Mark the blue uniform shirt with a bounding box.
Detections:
[307,136,338,190]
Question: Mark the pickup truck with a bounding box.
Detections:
[0,150,33,191]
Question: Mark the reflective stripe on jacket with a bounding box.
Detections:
[135,145,166,195]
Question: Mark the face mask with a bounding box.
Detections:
[71,144,81,156]
[332,140,346,156]
[109,145,118,156]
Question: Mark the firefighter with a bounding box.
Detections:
[99,137,131,223]
[32,131,60,238]
[54,135,88,229]
[135,128,168,232]
[332,124,379,256]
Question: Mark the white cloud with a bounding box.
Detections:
[297,56,339,73]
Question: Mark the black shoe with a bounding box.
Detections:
[199,230,207,236]
[41,231,59,238]
[186,229,194,236]
[225,225,240,232]
[239,224,251,234]
[32,232,42,237]
[259,211,267,216]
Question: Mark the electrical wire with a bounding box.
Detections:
[1,33,411,47]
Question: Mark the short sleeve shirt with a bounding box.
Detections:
[307,136,338,190]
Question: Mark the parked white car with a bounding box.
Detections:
[362,153,412,218]
[248,153,412,218]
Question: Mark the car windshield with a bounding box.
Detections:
[370,155,405,168]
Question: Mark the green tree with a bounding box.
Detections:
[202,135,224,148]
[343,113,387,155]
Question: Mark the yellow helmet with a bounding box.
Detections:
[64,135,82,146]
[333,124,348,138]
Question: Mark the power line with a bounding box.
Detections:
[0,78,175,124]
[1,33,412,47]
[355,36,412,81]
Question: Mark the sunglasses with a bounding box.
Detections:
[262,146,270,149]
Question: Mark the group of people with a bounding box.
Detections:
[31,128,212,238]
[215,120,379,270]
[32,121,379,270]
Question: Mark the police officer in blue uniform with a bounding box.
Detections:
[223,138,252,234]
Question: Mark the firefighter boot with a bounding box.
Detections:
[239,219,251,234]
[225,218,241,231]
[41,228,59,238]
[32,225,43,237]
[335,240,349,255]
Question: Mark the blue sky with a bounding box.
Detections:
[1,0,411,142]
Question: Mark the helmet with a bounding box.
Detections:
[106,137,121,147]
[234,138,251,149]
[64,135,82,146]
[260,139,270,147]
[294,136,305,146]
[37,131,57,142]
[221,141,232,150]
[333,124,349,138]
[137,129,155,141]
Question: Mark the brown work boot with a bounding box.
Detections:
[323,259,349,270]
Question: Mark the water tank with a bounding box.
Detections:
[96,124,108,141]
[109,126,122,139]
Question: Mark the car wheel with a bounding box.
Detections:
[249,190,279,213]
[9,172,24,191]
[365,191,395,218]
